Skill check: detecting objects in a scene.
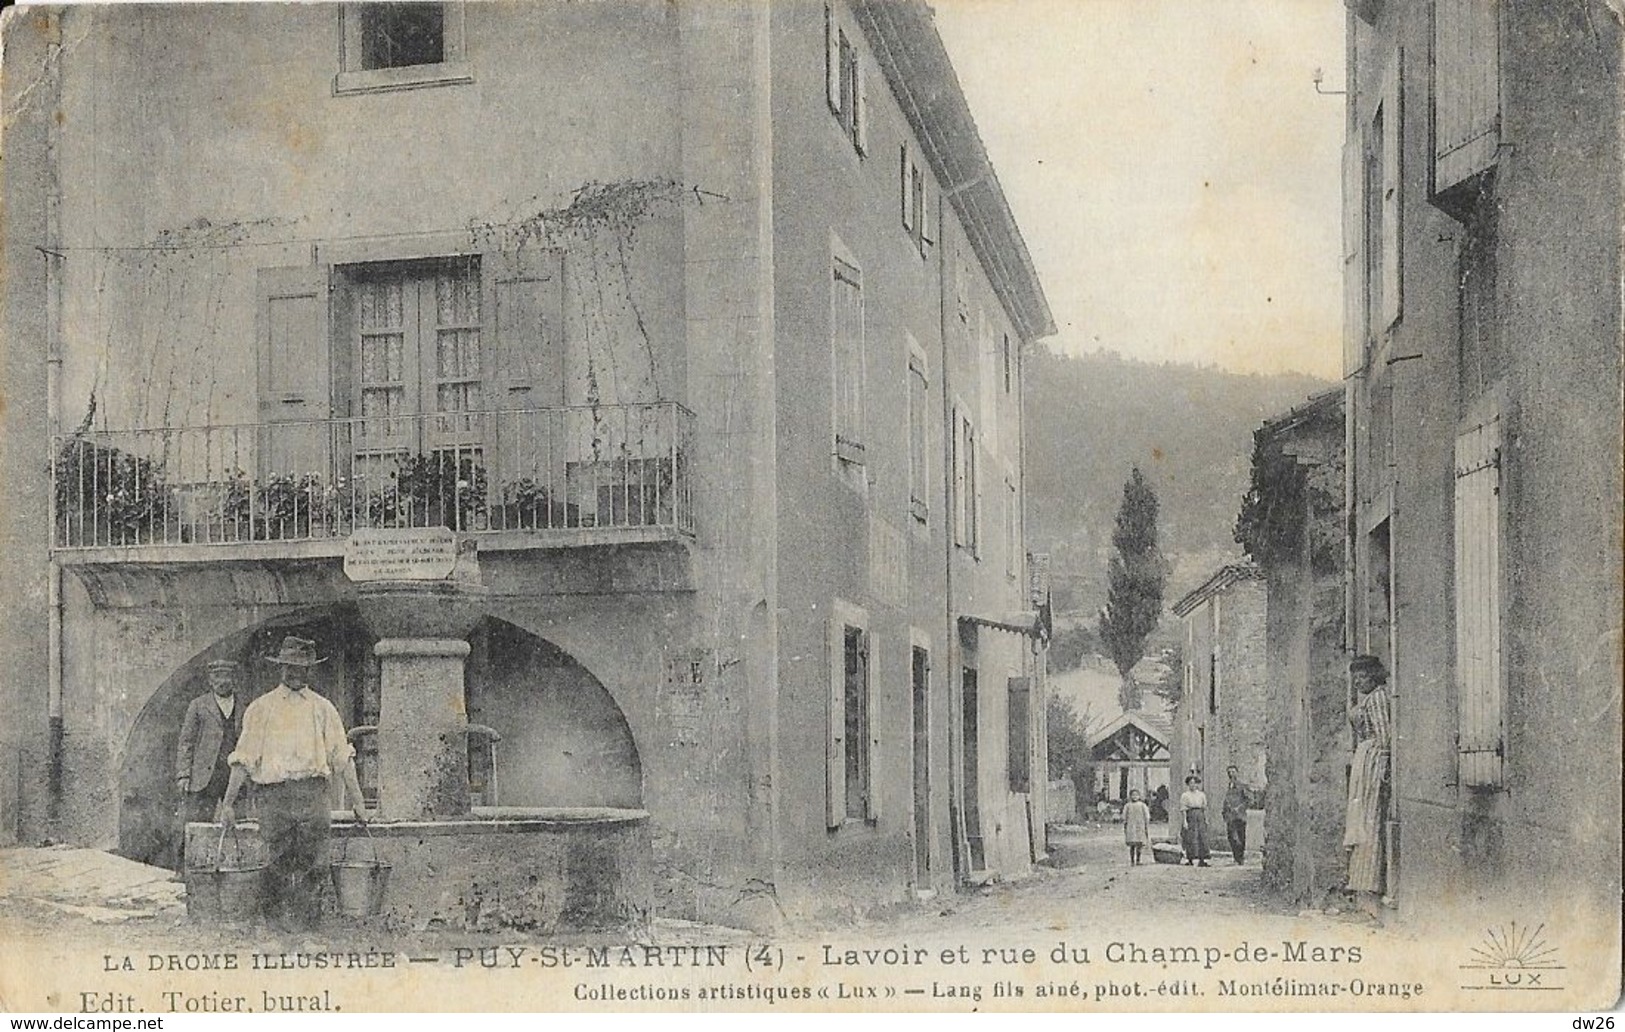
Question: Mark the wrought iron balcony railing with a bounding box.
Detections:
[49,402,695,552]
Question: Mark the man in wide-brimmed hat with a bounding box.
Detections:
[173,658,243,871]
[220,635,368,931]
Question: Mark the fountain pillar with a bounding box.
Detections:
[374,637,472,819]
[352,536,489,821]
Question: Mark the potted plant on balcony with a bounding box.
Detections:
[253,472,340,541]
[366,454,488,532]
[52,437,174,547]
[498,476,580,531]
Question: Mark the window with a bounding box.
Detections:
[1007,676,1031,793]
[1003,473,1018,578]
[1432,0,1500,206]
[1002,333,1013,394]
[359,3,443,69]
[827,605,877,826]
[832,258,866,469]
[338,257,486,522]
[953,408,979,554]
[824,2,868,155]
[337,3,470,95]
[899,144,933,257]
[907,343,929,524]
[1454,413,1503,788]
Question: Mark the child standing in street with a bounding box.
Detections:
[1122,789,1152,865]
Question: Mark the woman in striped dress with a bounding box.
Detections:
[1343,655,1391,903]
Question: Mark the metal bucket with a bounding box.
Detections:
[330,826,391,919]
[187,826,265,922]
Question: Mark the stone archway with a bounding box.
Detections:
[116,606,372,868]
[119,607,643,868]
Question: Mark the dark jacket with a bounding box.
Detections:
[176,693,240,792]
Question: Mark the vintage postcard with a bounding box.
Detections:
[0,0,1619,1017]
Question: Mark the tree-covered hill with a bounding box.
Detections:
[1024,346,1332,619]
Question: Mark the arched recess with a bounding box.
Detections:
[118,608,642,867]
[116,605,373,868]
[467,618,644,810]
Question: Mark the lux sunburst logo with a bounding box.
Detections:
[1458,922,1565,991]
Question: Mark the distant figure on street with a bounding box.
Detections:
[173,659,243,871]
[1222,765,1250,865]
[219,636,369,932]
[1343,654,1392,916]
[1179,774,1211,866]
[1122,789,1152,865]
[1151,784,1170,822]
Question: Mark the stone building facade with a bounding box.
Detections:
[1341,0,1620,929]
[1169,565,1266,843]
[0,0,1054,928]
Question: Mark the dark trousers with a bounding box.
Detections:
[257,778,330,930]
[1227,817,1247,863]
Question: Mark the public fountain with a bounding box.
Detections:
[185,534,652,935]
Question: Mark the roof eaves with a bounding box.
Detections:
[853,0,1056,341]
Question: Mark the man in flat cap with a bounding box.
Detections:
[219,636,368,931]
[173,658,243,870]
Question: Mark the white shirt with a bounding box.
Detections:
[1180,789,1208,811]
[228,684,354,785]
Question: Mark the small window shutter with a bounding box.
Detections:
[1433,0,1500,194]
[825,2,840,113]
[1380,47,1403,331]
[1454,416,1503,787]
[1342,129,1366,377]
[952,409,966,546]
[827,616,847,828]
[900,146,913,230]
[853,56,869,154]
[864,630,881,820]
[491,249,565,406]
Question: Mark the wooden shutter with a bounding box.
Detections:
[257,266,331,420]
[1454,415,1503,787]
[825,2,840,113]
[827,616,847,828]
[900,145,913,230]
[1342,129,1367,377]
[853,53,869,155]
[1380,47,1403,331]
[863,629,880,820]
[257,265,331,474]
[918,181,933,256]
[1434,0,1500,195]
[490,249,565,405]
[1007,676,1031,793]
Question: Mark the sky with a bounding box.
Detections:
[931,0,1348,379]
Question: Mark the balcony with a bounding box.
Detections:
[49,402,696,563]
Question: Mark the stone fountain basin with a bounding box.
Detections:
[184,807,652,936]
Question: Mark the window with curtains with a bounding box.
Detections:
[832,258,866,472]
[340,257,484,477]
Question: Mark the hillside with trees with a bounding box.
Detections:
[1024,346,1331,629]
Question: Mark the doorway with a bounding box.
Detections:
[911,645,931,883]
[961,665,984,871]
